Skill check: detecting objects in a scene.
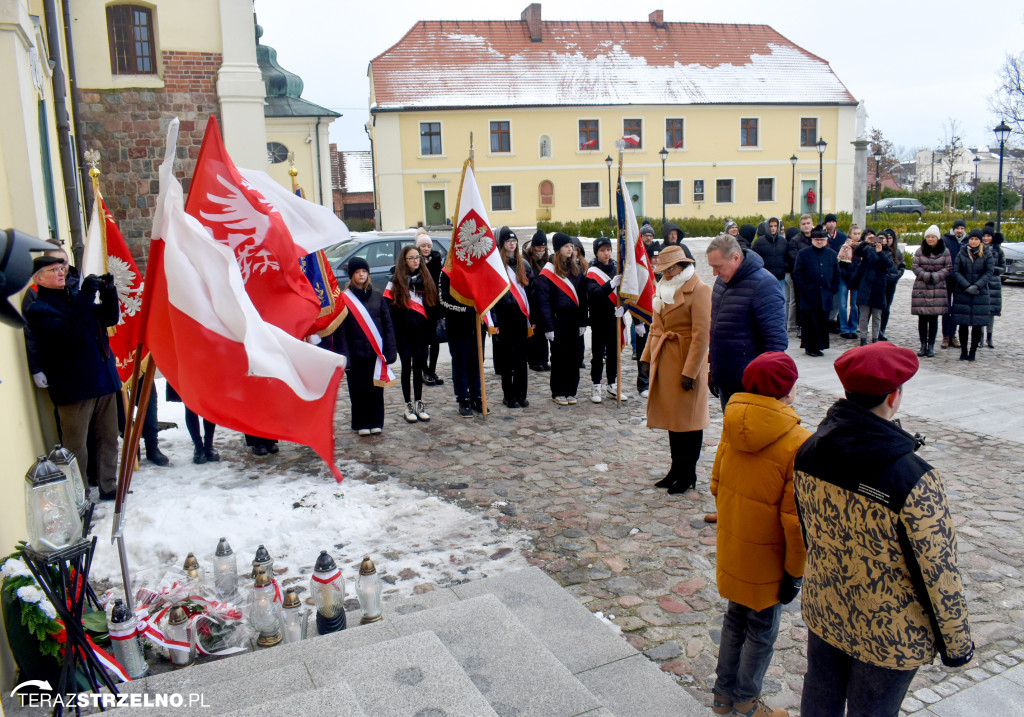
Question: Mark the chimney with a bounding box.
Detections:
[649,10,665,28]
[522,3,542,42]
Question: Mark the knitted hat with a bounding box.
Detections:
[968,229,984,240]
[924,225,941,238]
[834,343,918,396]
[347,256,370,275]
[531,229,548,247]
[593,236,612,253]
[952,219,966,229]
[824,213,838,224]
[724,219,738,233]
[497,226,518,244]
[742,352,798,399]
[551,232,573,252]
[640,223,655,237]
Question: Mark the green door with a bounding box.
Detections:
[424,190,446,226]
[626,182,643,219]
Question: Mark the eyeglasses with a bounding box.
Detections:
[41,264,68,275]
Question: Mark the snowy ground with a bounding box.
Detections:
[87,380,531,604]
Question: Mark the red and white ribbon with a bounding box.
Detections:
[506,266,530,318]
[586,265,619,306]
[384,282,428,318]
[540,263,578,305]
[344,288,396,387]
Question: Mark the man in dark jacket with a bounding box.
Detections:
[940,219,966,348]
[706,234,788,411]
[786,215,814,335]
[823,213,848,331]
[793,229,840,356]
[586,237,623,402]
[662,221,684,247]
[25,256,121,500]
[795,342,973,716]
[440,271,483,416]
[752,217,787,285]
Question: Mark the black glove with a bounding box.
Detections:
[708,377,720,398]
[778,571,802,605]
[99,273,115,288]
[965,284,980,296]
[681,375,695,391]
[81,274,102,294]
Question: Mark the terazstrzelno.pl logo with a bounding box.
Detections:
[12,679,209,709]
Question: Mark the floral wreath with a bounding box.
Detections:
[1,544,66,658]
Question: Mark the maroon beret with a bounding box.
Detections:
[742,352,798,398]
[834,343,918,396]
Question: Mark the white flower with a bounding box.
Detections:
[16,585,46,604]
[1,557,32,579]
[37,600,57,620]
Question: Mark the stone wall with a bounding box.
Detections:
[76,50,222,267]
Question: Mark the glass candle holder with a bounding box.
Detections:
[107,598,148,679]
[24,456,82,553]
[356,555,383,624]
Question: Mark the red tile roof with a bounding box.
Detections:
[370,17,856,110]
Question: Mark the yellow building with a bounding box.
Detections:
[368,5,858,231]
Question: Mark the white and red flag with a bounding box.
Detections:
[142,119,347,481]
[443,162,509,312]
[616,172,655,326]
[83,196,145,381]
[185,116,320,339]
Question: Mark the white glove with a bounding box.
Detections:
[307,334,322,345]
[545,331,554,341]
[614,306,625,318]
[610,275,622,289]
[579,327,587,337]
[635,324,647,338]
[32,372,48,388]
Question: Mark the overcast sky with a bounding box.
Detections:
[254,0,1023,158]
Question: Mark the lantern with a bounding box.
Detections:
[280,587,308,644]
[248,568,282,647]
[182,552,203,591]
[47,444,87,509]
[107,598,148,679]
[212,538,238,601]
[356,555,383,624]
[24,456,82,553]
[251,544,273,579]
[309,550,347,634]
[165,605,195,667]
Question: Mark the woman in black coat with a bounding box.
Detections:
[415,231,446,386]
[535,232,588,405]
[388,245,439,423]
[877,228,905,341]
[951,229,995,361]
[853,228,893,345]
[332,257,397,435]
[792,229,840,356]
[492,226,533,408]
[981,228,1005,347]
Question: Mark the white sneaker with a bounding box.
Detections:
[553,396,569,405]
[591,384,603,403]
[370,427,382,435]
[357,428,371,436]
[567,395,578,404]
[606,383,629,400]
[640,389,649,398]
[404,402,419,423]
[415,400,430,421]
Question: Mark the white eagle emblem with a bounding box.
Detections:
[199,174,280,282]
[456,218,493,266]
[107,255,143,325]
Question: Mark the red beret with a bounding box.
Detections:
[834,343,918,395]
[742,352,798,398]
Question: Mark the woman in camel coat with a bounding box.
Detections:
[640,244,712,494]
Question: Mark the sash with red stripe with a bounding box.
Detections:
[506,266,530,318]
[343,289,396,387]
[586,265,619,306]
[540,263,578,305]
[383,281,428,319]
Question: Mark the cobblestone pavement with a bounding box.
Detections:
[305,242,1024,715]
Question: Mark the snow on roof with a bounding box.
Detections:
[341,151,373,194]
[371,19,856,110]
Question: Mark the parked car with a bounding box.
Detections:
[324,233,449,287]
[1001,241,1024,283]
[865,197,927,217]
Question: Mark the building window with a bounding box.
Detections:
[716,179,734,203]
[579,120,599,150]
[665,118,684,149]
[107,5,157,75]
[623,119,642,148]
[420,122,442,155]
[664,180,681,205]
[693,179,705,203]
[490,121,510,153]
[540,180,554,206]
[740,118,759,147]
[266,142,289,164]
[757,177,775,202]
[580,181,600,207]
[491,185,512,211]
[539,134,552,158]
[800,118,817,148]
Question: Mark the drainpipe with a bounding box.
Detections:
[61,0,91,222]
[366,118,379,228]
[315,116,323,206]
[43,0,85,267]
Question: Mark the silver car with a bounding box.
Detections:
[1002,241,1024,283]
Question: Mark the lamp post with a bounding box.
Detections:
[873,150,883,222]
[789,154,798,219]
[816,138,827,224]
[995,120,1011,233]
[659,147,669,224]
[973,155,981,219]
[605,155,614,233]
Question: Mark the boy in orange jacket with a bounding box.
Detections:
[710,352,810,717]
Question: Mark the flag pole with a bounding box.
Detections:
[466,133,488,419]
[615,141,626,406]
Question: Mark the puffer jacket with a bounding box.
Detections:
[794,399,974,669]
[752,222,787,280]
[987,240,1005,317]
[709,250,788,394]
[712,393,810,611]
[951,244,995,327]
[910,243,952,316]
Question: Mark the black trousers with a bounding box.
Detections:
[185,409,215,452]
[635,329,649,391]
[399,345,426,403]
[942,286,957,338]
[590,318,619,385]
[550,327,581,398]
[668,430,703,486]
[879,282,898,335]
[917,315,938,345]
[346,356,385,430]
[495,332,529,402]
[800,309,830,351]
[958,325,982,353]
[527,329,549,367]
[449,333,481,401]
[427,340,440,375]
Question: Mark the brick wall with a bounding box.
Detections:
[75,50,223,267]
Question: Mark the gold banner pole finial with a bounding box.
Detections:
[287,151,299,194]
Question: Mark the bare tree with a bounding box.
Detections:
[990,52,1024,140]
[938,119,964,210]
[868,128,902,193]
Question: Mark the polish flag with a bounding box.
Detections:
[580,139,598,149]
[143,119,347,481]
[621,135,641,147]
[616,172,655,326]
[443,162,509,313]
[185,117,320,339]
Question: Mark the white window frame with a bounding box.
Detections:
[738,116,761,151]
[665,117,686,151]
[756,176,776,203]
[489,183,514,213]
[579,180,602,209]
[488,119,513,156]
[418,120,445,159]
[538,133,552,159]
[715,177,736,204]
[692,178,705,203]
[663,179,682,205]
[576,117,601,154]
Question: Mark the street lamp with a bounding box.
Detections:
[659,147,669,224]
[995,120,1011,233]
[605,155,614,233]
[816,138,827,224]
[789,154,798,219]
[973,155,982,219]
[872,149,883,222]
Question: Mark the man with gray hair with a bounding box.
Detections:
[707,234,788,412]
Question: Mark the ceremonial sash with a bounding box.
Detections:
[506,266,530,318]
[540,262,578,305]
[586,265,619,306]
[383,281,428,319]
[343,289,396,387]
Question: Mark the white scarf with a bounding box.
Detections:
[652,265,694,314]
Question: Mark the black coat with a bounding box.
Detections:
[387,270,435,352]
[751,232,788,280]
[951,245,995,327]
[793,245,841,312]
[786,233,812,274]
[21,267,81,375]
[24,280,121,406]
[332,284,397,364]
[987,242,1005,317]
[586,258,618,324]
[535,267,588,336]
[492,259,533,339]
[942,233,963,290]
[853,242,893,310]
[439,271,479,340]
